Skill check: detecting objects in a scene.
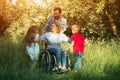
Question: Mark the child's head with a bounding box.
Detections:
[71,25,80,33]
[24,25,38,46]
[28,26,38,34]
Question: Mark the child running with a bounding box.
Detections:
[64,24,88,72]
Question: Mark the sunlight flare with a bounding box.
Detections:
[9,0,52,7]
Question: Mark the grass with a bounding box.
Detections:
[0,37,120,80]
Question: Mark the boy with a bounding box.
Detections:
[64,24,88,72]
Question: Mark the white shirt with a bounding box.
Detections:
[41,32,69,49]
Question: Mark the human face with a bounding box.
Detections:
[36,29,38,33]
[71,26,76,34]
[71,25,79,34]
[51,23,58,33]
[54,10,61,20]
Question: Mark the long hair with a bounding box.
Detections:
[50,21,62,33]
[23,26,38,46]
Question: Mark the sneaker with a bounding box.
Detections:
[67,67,71,71]
[52,67,58,72]
[57,68,65,74]
[60,69,66,73]
[60,68,68,73]
[64,68,68,72]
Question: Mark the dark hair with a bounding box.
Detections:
[53,7,62,13]
[23,26,38,46]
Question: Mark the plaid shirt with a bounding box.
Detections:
[43,16,67,33]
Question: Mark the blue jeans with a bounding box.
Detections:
[47,48,66,67]
[74,53,83,72]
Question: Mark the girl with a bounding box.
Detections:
[23,25,41,70]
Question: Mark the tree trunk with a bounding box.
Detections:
[105,7,118,36]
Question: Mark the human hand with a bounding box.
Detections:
[63,49,67,52]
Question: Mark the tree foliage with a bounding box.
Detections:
[0,0,120,41]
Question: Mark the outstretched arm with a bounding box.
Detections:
[84,39,89,46]
[63,41,74,51]
[38,36,42,44]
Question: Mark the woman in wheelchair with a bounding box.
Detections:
[40,21,70,72]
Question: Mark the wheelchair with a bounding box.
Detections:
[38,42,71,73]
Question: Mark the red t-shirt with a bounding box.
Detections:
[71,33,85,54]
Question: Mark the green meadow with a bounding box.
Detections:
[0,37,120,80]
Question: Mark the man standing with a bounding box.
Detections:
[42,7,67,34]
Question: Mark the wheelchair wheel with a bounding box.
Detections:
[50,55,58,72]
[66,55,71,71]
[38,50,51,73]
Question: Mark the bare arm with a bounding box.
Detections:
[63,41,74,51]
[84,39,89,46]
[38,36,42,44]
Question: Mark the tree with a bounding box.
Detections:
[1,0,120,40]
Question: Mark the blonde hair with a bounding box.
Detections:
[71,24,80,32]
[50,21,62,33]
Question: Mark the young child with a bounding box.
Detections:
[64,24,88,72]
[23,25,41,70]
